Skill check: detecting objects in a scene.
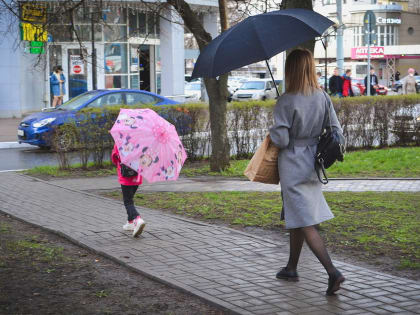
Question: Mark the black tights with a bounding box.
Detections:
[286,225,336,275]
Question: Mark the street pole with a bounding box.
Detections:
[324,37,328,91]
[91,14,97,90]
[336,0,344,75]
[367,14,371,96]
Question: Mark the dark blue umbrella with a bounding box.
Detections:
[192,9,334,95]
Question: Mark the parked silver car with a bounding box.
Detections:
[232,79,277,101]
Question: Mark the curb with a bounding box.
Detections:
[0,142,34,149]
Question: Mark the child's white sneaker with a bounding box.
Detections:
[123,222,135,231]
[132,216,146,238]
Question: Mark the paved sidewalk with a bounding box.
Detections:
[50,175,420,192]
[0,118,22,142]
[0,173,419,315]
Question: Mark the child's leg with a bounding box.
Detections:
[121,185,140,222]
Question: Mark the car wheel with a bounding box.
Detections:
[262,96,267,101]
[397,87,403,95]
[37,145,51,151]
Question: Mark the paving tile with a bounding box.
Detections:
[1,173,419,315]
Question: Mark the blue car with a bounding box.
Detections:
[18,89,179,149]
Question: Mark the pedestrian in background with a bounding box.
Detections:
[50,65,66,107]
[364,67,378,96]
[395,70,401,82]
[270,49,345,296]
[328,68,343,97]
[403,68,418,95]
[342,69,354,97]
[111,144,146,237]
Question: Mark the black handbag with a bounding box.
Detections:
[120,163,138,178]
[315,92,346,184]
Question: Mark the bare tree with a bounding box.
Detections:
[166,0,231,171]
[281,0,315,52]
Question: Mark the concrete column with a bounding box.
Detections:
[201,11,219,102]
[159,8,185,101]
[203,11,218,39]
[0,16,22,118]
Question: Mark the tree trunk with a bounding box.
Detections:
[281,0,315,53]
[167,0,230,171]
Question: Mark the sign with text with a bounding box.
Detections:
[20,23,48,42]
[351,47,385,59]
[20,3,47,23]
[70,55,85,75]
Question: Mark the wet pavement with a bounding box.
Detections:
[1,172,419,315]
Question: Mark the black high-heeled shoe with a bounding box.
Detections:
[326,269,345,295]
[276,267,299,282]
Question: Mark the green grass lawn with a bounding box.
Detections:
[25,147,420,179]
[105,191,420,270]
[183,147,420,178]
[25,161,115,178]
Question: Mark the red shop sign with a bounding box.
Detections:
[351,47,385,59]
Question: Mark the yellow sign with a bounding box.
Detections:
[21,3,47,23]
[21,23,48,42]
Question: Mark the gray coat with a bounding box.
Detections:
[269,90,342,229]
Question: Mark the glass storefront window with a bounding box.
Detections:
[139,13,147,35]
[74,25,102,42]
[50,25,73,42]
[130,75,140,89]
[105,43,128,74]
[147,13,156,37]
[105,75,128,89]
[74,7,91,24]
[129,45,139,74]
[156,46,161,94]
[104,25,125,42]
[104,25,127,42]
[104,8,127,24]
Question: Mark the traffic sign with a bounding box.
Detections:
[363,10,377,46]
[73,65,82,74]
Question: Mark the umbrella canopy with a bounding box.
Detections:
[110,108,187,183]
[191,9,334,79]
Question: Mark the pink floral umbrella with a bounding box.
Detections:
[110,108,187,183]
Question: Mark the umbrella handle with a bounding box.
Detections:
[266,60,280,97]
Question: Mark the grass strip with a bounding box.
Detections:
[105,191,420,270]
[183,147,420,178]
[24,147,420,179]
[24,161,115,178]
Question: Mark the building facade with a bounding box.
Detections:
[313,0,420,84]
[0,0,218,118]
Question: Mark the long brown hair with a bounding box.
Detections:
[285,49,320,96]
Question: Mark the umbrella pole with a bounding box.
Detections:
[265,60,280,97]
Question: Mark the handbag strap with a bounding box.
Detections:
[316,160,329,184]
[321,90,333,131]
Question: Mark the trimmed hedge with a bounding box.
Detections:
[51,95,420,169]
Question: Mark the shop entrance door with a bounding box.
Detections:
[139,45,150,91]
[66,48,89,99]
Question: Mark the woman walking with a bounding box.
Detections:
[269,49,345,295]
[403,68,418,95]
[50,65,66,107]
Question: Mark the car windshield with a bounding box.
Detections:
[185,83,201,91]
[56,91,101,111]
[239,81,265,90]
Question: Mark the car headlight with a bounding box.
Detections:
[33,117,56,128]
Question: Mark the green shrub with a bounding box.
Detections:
[51,95,420,168]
